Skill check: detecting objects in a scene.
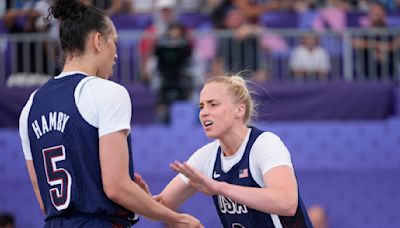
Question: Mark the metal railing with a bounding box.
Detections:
[1,28,399,87]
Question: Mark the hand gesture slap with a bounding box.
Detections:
[134,172,151,195]
[170,161,221,196]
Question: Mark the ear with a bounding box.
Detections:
[93,32,103,52]
[235,103,246,119]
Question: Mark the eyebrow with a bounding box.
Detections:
[199,99,217,105]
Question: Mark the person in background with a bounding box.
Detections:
[289,32,330,79]
[0,213,14,228]
[3,0,59,78]
[312,0,351,33]
[211,7,267,80]
[352,2,400,79]
[140,0,179,84]
[307,205,328,228]
[154,22,194,123]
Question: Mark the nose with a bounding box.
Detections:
[200,106,209,118]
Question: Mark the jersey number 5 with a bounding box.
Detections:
[43,145,72,211]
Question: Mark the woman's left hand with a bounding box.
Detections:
[170,161,221,196]
[134,172,151,196]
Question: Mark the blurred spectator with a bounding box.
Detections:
[307,205,328,228]
[83,0,123,15]
[281,0,319,12]
[0,1,5,17]
[210,0,232,28]
[140,0,179,83]
[312,0,351,33]
[356,0,374,12]
[3,0,59,79]
[289,32,330,79]
[250,65,271,83]
[98,0,155,15]
[381,0,400,13]
[0,213,14,228]
[211,7,266,79]
[233,0,281,21]
[154,23,193,123]
[177,0,214,13]
[210,0,281,28]
[352,2,400,78]
[359,1,388,27]
[4,0,49,33]
[128,0,155,14]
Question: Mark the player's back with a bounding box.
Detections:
[26,73,136,226]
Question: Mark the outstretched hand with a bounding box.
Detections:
[169,213,204,228]
[134,172,151,196]
[170,161,221,196]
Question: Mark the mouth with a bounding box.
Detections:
[203,120,213,128]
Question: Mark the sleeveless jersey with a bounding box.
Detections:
[27,73,138,226]
[212,127,313,228]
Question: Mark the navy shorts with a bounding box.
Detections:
[45,212,137,228]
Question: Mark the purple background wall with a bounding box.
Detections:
[1,103,400,227]
[1,81,396,127]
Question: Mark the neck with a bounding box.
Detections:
[62,55,98,77]
[219,125,249,157]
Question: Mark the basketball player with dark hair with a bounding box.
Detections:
[18,0,202,227]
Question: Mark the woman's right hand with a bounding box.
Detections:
[169,214,203,228]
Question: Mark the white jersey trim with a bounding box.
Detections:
[19,72,132,160]
[180,128,293,187]
[19,90,37,160]
[179,128,292,227]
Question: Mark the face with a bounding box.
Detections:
[304,34,317,48]
[199,82,242,139]
[224,9,245,29]
[97,21,118,79]
[369,4,386,26]
[161,8,174,22]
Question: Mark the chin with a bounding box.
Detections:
[99,68,113,79]
[203,129,219,139]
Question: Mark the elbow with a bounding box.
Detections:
[40,205,46,215]
[282,198,298,217]
[103,181,124,203]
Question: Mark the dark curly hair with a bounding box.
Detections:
[47,0,112,55]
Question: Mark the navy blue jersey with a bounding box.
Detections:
[27,73,137,226]
[212,127,313,228]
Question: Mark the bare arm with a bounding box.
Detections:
[100,130,202,227]
[171,162,298,216]
[26,160,45,215]
[157,175,197,210]
[218,165,298,216]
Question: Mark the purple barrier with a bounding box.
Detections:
[1,118,400,227]
[0,83,156,127]
[1,82,397,128]
[250,81,396,121]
